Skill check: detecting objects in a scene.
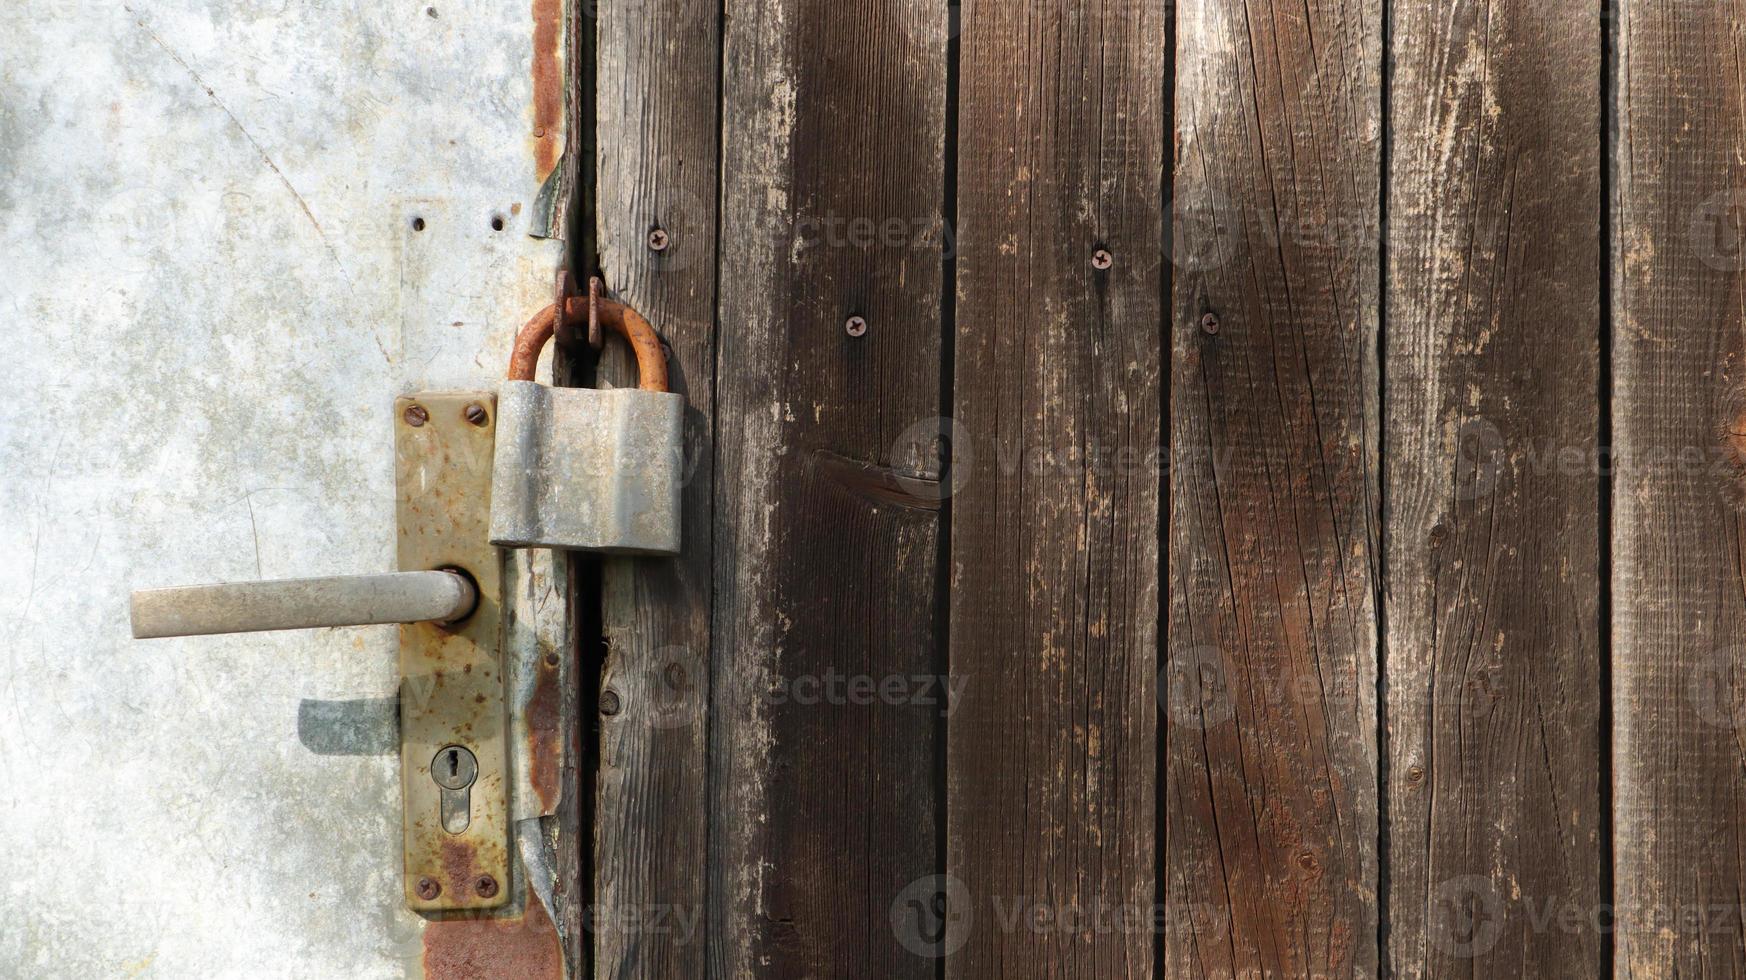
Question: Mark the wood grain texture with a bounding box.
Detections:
[945,0,1165,974]
[1166,1,1380,976]
[1615,2,1746,976]
[711,0,948,975]
[591,0,720,974]
[1386,2,1603,976]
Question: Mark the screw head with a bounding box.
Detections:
[599,689,622,716]
[1091,248,1114,270]
[403,404,429,427]
[845,315,868,338]
[474,875,499,899]
[647,227,671,252]
[463,403,489,427]
[1200,312,1221,335]
[415,877,441,900]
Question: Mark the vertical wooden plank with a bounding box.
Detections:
[946,0,1164,974]
[591,0,719,974]
[712,0,948,975]
[1386,1,1603,976]
[1616,2,1746,975]
[1167,1,1380,977]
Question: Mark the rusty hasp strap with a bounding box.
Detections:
[507,288,669,391]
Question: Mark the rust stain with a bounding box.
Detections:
[423,884,565,980]
[530,0,563,180]
[440,838,482,892]
[525,649,562,812]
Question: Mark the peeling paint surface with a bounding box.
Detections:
[0,0,562,976]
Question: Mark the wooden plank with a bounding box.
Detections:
[590,0,720,973]
[1385,1,1604,976]
[1615,2,1746,975]
[711,0,948,974]
[1166,1,1380,976]
[945,0,1165,974]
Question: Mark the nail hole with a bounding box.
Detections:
[411,216,426,232]
[490,215,505,232]
[426,5,438,16]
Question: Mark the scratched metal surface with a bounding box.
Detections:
[0,0,565,975]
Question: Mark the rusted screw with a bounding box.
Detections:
[463,403,489,427]
[1200,312,1221,335]
[416,877,441,900]
[403,404,429,427]
[647,227,671,252]
[599,690,622,716]
[845,315,868,338]
[474,875,499,899]
[1091,248,1114,270]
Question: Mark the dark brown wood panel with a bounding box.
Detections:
[590,0,722,975]
[710,0,948,975]
[1386,2,1604,976]
[945,0,1165,975]
[1166,1,1380,976]
[1615,2,1746,975]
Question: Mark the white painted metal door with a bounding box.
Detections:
[2,1,573,975]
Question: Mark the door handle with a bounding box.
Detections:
[126,391,513,913]
[129,570,478,639]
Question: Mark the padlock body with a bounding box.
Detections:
[488,380,684,555]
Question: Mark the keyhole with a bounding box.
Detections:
[431,745,478,790]
[431,745,478,835]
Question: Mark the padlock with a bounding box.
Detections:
[487,293,683,555]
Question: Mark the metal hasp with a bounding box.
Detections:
[395,392,512,912]
[130,571,476,638]
[488,296,684,555]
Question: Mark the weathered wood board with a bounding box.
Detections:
[946,0,1166,975]
[590,0,721,975]
[1614,1,1746,976]
[1167,1,1381,976]
[708,0,949,975]
[1387,1,1607,976]
[1386,1,1605,977]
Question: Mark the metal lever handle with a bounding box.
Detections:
[130,571,477,639]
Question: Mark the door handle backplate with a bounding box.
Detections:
[393,392,510,912]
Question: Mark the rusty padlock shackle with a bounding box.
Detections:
[507,295,669,392]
